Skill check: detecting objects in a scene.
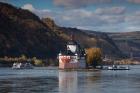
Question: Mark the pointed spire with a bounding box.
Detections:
[70,32,74,41]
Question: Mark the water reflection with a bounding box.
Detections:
[78,71,101,93]
[85,71,101,82]
[59,70,101,93]
[59,71,78,93]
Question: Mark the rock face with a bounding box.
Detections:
[108,31,140,57]
[0,2,122,59]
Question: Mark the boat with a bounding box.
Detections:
[12,62,33,69]
[106,65,130,70]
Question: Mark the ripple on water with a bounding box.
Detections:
[0,66,140,93]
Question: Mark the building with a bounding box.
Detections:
[58,40,86,69]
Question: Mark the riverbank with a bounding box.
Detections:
[0,56,140,67]
[0,56,58,67]
[103,58,140,65]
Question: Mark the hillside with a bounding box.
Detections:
[0,2,65,58]
[42,18,122,58]
[0,2,123,59]
[107,31,140,57]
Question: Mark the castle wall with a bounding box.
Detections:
[59,55,86,69]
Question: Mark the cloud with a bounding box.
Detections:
[0,0,8,3]
[101,15,125,24]
[127,0,140,3]
[54,9,104,27]
[21,4,140,32]
[21,4,53,18]
[95,7,126,15]
[125,11,140,25]
[33,9,55,18]
[53,0,112,8]
[52,8,126,30]
[77,24,125,32]
[21,3,35,11]
[53,8,140,32]
[53,0,140,9]
[62,9,93,18]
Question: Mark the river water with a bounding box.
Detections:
[0,66,140,93]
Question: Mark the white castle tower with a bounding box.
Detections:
[58,36,86,69]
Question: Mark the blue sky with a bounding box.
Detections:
[1,0,140,32]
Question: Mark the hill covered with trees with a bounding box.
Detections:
[42,18,122,58]
[0,2,122,59]
[107,31,140,57]
[0,2,65,58]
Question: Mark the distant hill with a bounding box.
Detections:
[107,31,140,57]
[0,2,123,59]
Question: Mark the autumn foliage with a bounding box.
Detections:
[85,48,102,67]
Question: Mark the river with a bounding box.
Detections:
[0,66,140,93]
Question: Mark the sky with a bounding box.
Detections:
[1,0,140,32]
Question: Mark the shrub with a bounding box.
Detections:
[33,59,44,66]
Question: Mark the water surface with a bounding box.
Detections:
[0,66,140,93]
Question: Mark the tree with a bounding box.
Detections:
[85,48,102,68]
[34,59,43,66]
[20,54,27,61]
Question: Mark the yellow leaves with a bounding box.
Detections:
[20,54,27,60]
[33,59,43,66]
[85,48,102,66]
